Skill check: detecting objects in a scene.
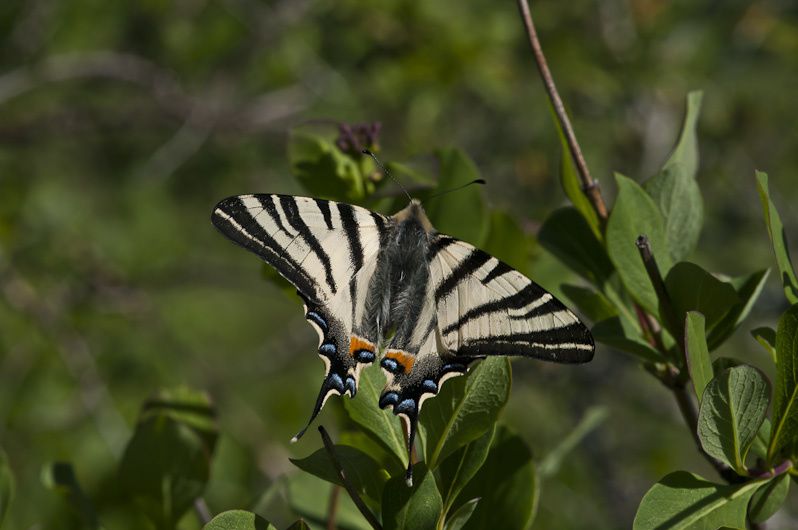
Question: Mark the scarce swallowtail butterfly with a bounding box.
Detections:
[212,194,594,484]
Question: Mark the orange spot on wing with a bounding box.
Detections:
[350,335,375,357]
[385,350,416,373]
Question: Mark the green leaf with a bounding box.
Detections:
[707,269,770,350]
[203,510,276,530]
[685,312,713,400]
[664,262,739,333]
[750,418,772,460]
[748,473,790,524]
[606,172,671,314]
[712,356,742,375]
[751,327,777,363]
[289,445,388,510]
[539,207,614,287]
[560,284,617,323]
[286,473,371,530]
[381,463,442,530]
[443,498,479,530]
[0,448,13,527]
[453,427,538,530]
[285,520,311,530]
[697,366,770,473]
[41,462,99,528]
[633,471,763,530]
[343,366,407,469]
[769,304,798,462]
[424,148,488,246]
[539,406,608,478]
[288,130,370,202]
[643,91,704,262]
[437,425,495,514]
[548,103,601,238]
[420,358,511,469]
[119,389,218,528]
[481,210,530,274]
[756,171,798,304]
[592,316,663,364]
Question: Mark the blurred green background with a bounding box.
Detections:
[1,0,797,528]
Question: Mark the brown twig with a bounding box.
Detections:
[326,485,341,530]
[193,498,213,525]
[318,426,383,530]
[516,0,608,223]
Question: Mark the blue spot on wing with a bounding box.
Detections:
[319,342,337,356]
[306,311,328,332]
[379,392,399,408]
[422,379,438,394]
[381,358,399,373]
[354,349,375,363]
[328,373,345,393]
[395,398,416,414]
[345,376,357,397]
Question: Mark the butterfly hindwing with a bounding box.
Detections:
[212,194,388,439]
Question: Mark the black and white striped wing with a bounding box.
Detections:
[429,236,594,362]
[211,194,388,440]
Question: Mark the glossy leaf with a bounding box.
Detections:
[756,171,798,304]
[748,473,790,524]
[697,366,770,473]
[548,103,601,237]
[343,366,407,468]
[539,405,608,478]
[592,316,663,364]
[381,463,442,530]
[633,471,763,530]
[203,509,276,530]
[288,130,367,202]
[289,445,388,510]
[41,462,98,528]
[421,358,511,469]
[707,269,770,350]
[685,312,713,400]
[539,206,614,287]
[606,172,671,314]
[751,327,777,363]
[437,425,494,513]
[0,448,12,527]
[644,91,704,262]
[454,427,537,530]
[560,284,617,323]
[424,148,488,246]
[119,389,218,528]
[768,304,798,461]
[443,498,479,530]
[664,262,739,333]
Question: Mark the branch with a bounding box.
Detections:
[318,426,383,530]
[516,0,609,222]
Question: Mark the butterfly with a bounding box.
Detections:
[212,194,594,484]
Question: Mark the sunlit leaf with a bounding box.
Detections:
[751,327,777,363]
[343,366,407,469]
[768,304,798,462]
[697,366,770,473]
[748,473,790,524]
[443,498,479,530]
[288,130,368,202]
[643,91,704,262]
[420,358,511,469]
[606,173,671,314]
[633,471,763,530]
[685,312,713,400]
[438,426,494,513]
[756,171,798,304]
[203,509,276,530]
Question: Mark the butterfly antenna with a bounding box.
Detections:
[425,178,486,201]
[362,149,413,203]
